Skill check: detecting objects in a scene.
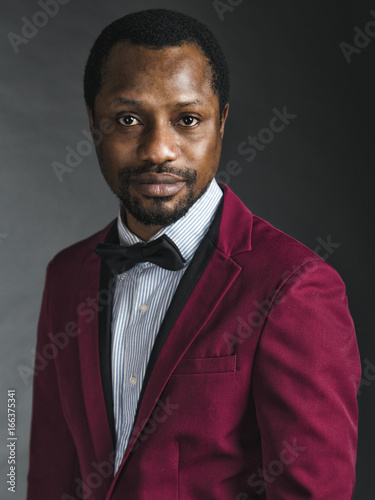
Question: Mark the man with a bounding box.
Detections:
[27,8,361,500]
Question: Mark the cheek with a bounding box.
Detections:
[97,136,134,170]
[101,136,124,159]
[191,126,220,156]
[194,134,222,172]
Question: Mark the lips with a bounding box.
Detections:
[132,173,185,184]
[131,172,186,197]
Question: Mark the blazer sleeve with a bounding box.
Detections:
[252,259,361,499]
[27,264,80,500]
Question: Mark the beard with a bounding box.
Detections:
[100,158,213,227]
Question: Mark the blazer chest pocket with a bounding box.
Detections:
[172,354,237,375]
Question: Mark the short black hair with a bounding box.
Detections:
[83,8,230,117]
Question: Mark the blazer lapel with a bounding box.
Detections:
[77,236,116,470]
[97,221,119,448]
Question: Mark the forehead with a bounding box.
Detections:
[99,41,216,105]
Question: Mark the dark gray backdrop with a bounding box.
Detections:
[1,1,374,498]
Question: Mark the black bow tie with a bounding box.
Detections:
[95,234,186,274]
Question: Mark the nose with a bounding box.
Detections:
[137,122,179,164]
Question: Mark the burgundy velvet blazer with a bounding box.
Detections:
[27,183,361,499]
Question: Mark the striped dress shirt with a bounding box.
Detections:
[111,178,223,473]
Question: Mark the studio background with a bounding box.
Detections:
[1,1,374,498]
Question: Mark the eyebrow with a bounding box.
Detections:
[112,97,204,108]
[175,100,204,108]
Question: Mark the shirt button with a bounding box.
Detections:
[129,376,137,386]
[140,303,148,313]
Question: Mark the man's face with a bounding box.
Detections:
[89,41,229,238]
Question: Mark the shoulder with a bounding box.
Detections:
[219,184,343,288]
[251,214,322,267]
[235,211,342,292]
[220,183,321,269]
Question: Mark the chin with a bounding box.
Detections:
[120,189,197,228]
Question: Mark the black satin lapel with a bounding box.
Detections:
[98,220,119,448]
[133,195,224,424]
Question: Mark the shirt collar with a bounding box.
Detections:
[117,178,223,264]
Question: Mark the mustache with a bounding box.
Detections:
[118,161,197,184]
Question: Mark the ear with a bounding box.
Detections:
[220,103,229,138]
[86,105,95,131]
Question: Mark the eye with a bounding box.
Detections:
[117,115,140,127]
[178,116,200,127]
